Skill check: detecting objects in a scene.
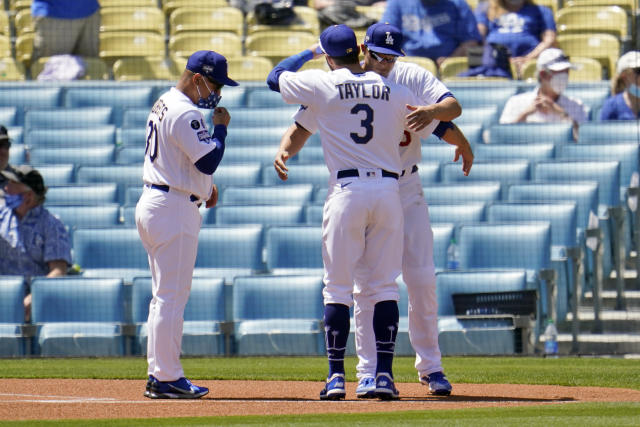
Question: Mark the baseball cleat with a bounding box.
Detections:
[143,375,153,397]
[146,376,209,399]
[420,371,452,396]
[375,372,400,400]
[356,377,376,399]
[319,373,346,400]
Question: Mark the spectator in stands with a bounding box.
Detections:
[600,51,640,120]
[230,0,309,14]
[499,48,587,140]
[0,165,72,322]
[475,0,556,78]
[313,0,387,9]
[31,0,100,62]
[0,125,16,199]
[381,0,482,66]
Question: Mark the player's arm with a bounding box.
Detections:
[274,122,313,181]
[406,95,461,132]
[194,107,230,175]
[435,121,474,176]
[266,43,323,92]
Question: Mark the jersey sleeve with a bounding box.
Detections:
[417,65,451,105]
[278,70,322,107]
[43,214,72,266]
[406,91,435,140]
[293,105,319,134]
[539,6,556,32]
[499,95,522,123]
[173,109,217,164]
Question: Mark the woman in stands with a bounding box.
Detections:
[476,0,556,78]
[600,51,640,120]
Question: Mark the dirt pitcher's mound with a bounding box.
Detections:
[1,379,639,421]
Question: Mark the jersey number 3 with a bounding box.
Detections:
[350,103,373,144]
[145,120,159,162]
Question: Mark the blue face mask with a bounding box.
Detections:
[4,193,23,209]
[628,83,640,98]
[196,78,221,109]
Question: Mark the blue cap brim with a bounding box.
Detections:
[367,45,405,57]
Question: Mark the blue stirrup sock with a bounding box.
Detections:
[324,303,350,377]
[373,300,399,377]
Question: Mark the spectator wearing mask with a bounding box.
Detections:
[500,48,587,139]
[600,51,640,120]
[0,166,72,321]
[381,0,482,66]
[476,0,556,78]
[0,126,16,197]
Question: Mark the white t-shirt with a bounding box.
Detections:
[499,88,588,124]
[279,68,427,175]
[142,87,217,200]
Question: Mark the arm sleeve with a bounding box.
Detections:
[194,124,227,175]
[381,0,401,28]
[499,95,522,123]
[43,216,72,266]
[456,0,483,42]
[599,97,614,120]
[266,49,315,92]
[540,6,556,32]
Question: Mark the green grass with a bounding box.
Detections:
[2,403,640,426]
[1,356,640,389]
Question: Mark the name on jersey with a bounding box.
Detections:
[151,99,168,121]
[335,83,390,101]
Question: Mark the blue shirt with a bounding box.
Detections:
[599,93,640,120]
[31,0,99,19]
[477,5,555,57]
[382,0,482,61]
[0,205,72,277]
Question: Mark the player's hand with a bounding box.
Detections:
[205,183,219,208]
[453,142,474,176]
[405,104,436,132]
[274,150,290,181]
[308,43,324,60]
[212,107,230,127]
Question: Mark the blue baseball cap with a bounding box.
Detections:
[364,22,405,57]
[319,24,358,58]
[186,50,239,87]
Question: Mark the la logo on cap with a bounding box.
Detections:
[385,32,394,46]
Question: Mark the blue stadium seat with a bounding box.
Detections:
[211,205,305,225]
[265,226,323,275]
[563,84,610,112]
[232,275,324,355]
[423,181,502,203]
[455,105,499,127]
[226,126,292,146]
[416,161,441,184]
[432,223,455,271]
[226,107,300,128]
[121,107,150,128]
[0,106,17,126]
[420,143,458,163]
[9,143,26,164]
[45,184,119,205]
[0,87,62,124]
[131,276,227,356]
[64,87,154,127]
[435,270,529,355]
[455,123,483,144]
[450,85,518,108]
[429,202,486,224]
[124,185,144,205]
[304,203,323,225]
[441,160,530,185]
[120,127,145,146]
[76,165,143,203]
[314,186,328,202]
[30,277,126,356]
[245,87,288,107]
[261,163,329,186]
[193,225,265,279]
[36,164,75,185]
[0,276,26,356]
[220,184,312,205]
[115,146,143,164]
[30,146,116,166]
[487,123,573,144]
[221,146,281,165]
[214,163,263,187]
[25,126,116,147]
[121,205,136,226]
[6,126,23,144]
[294,145,325,164]
[474,143,556,161]
[579,122,640,141]
[216,85,246,108]
[24,107,113,129]
[48,204,121,229]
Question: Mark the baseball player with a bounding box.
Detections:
[268,24,433,401]
[136,50,237,399]
[281,22,474,398]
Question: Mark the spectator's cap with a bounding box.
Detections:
[616,51,640,75]
[0,165,46,196]
[319,24,358,57]
[186,50,239,86]
[364,22,405,57]
[536,48,575,72]
[0,125,9,145]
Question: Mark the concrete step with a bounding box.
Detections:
[582,290,640,310]
[562,309,640,333]
[603,272,640,291]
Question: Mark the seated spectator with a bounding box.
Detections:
[230,0,309,14]
[381,0,482,66]
[31,0,100,62]
[0,166,72,322]
[313,0,387,9]
[499,48,587,139]
[600,51,640,121]
[476,0,556,78]
[0,125,16,198]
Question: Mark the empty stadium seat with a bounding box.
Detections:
[226,107,299,128]
[579,122,640,142]
[8,143,26,164]
[163,0,228,16]
[432,223,456,270]
[423,181,502,204]
[398,55,437,76]
[294,146,325,164]
[556,6,628,40]
[31,277,126,356]
[261,163,329,186]
[169,32,243,61]
[213,163,263,187]
[35,164,75,185]
[113,57,181,81]
[221,146,281,165]
[441,160,531,185]
[169,7,244,36]
[212,205,305,226]
[100,7,165,35]
[450,85,518,108]
[30,56,110,80]
[0,87,62,123]
[473,143,556,161]
[115,146,143,164]
[0,35,10,58]
[64,86,154,127]
[30,146,116,166]
[76,165,143,202]
[0,276,26,356]
[487,123,574,144]
[99,31,165,65]
[121,108,152,129]
[14,33,33,67]
[47,204,121,229]
[220,184,314,205]
[557,33,620,79]
[45,184,119,206]
[26,126,116,148]
[245,31,318,64]
[304,203,323,225]
[0,10,9,36]
[420,143,458,163]
[265,226,323,275]
[131,276,227,356]
[227,56,274,82]
[25,107,114,129]
[0,106,17,126]
[429,202,486,224]
[454,105,499,127]
[0,57,26,81]
[416,161,442,185]
[245,87,288,108]
[232,275,324,355]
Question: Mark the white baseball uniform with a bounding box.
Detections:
[294,60,451,379]
[278,67,425,307]
[135,87,219,381]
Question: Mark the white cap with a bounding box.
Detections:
[616,51,640,75]
[536,48,575,72]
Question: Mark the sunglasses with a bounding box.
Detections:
[370,50,397,64]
